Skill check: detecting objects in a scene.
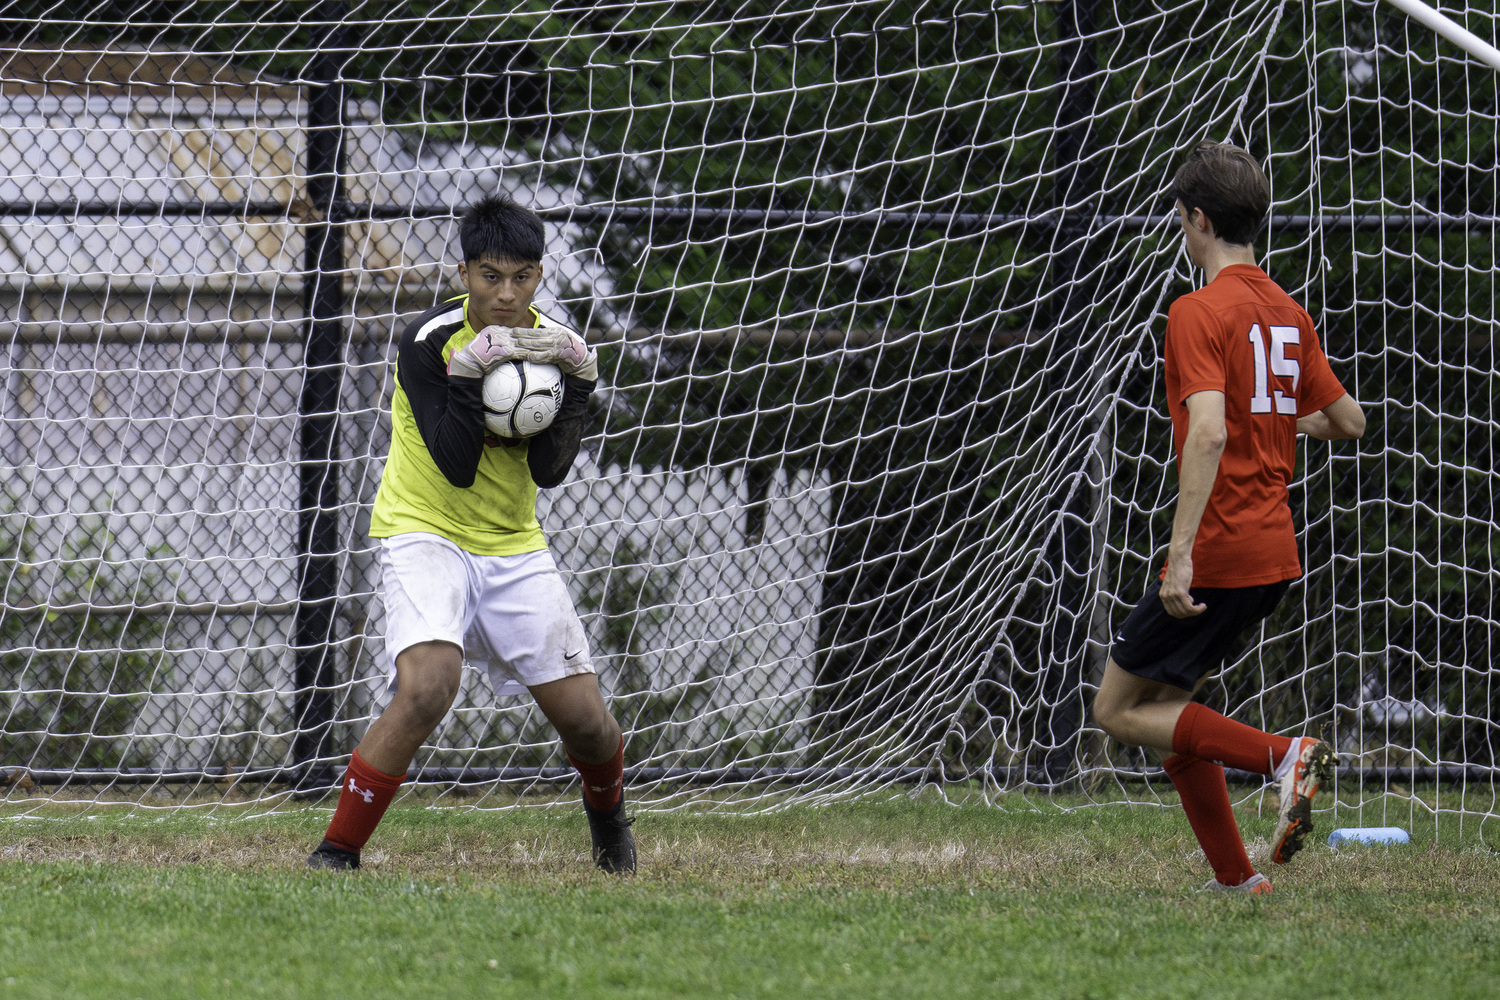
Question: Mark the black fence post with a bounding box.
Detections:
[1036,0,1100,784]
[292,0,350,787]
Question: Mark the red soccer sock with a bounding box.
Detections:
[1164,753,1257,887]
[568,737,624,812]
[322,749,405,854]
[1172,702,1293,776]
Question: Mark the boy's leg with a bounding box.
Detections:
[308,641,462,869]
[1095,656,1294,772]
[530,674,634,872]
[530,672,622,776]
[467,548,634,872]
[1095,657,1334,876]
[1101,580,1299,772]
[1092,659,1195,755]
[1171,699,1292,775]
[1151,677,1334,863]
[1163,754,1257,887]
[1098,578,1335,878]
[1095,661,1263,887]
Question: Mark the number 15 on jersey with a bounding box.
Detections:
[1248,324,1300,414]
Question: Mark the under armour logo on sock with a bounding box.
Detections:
[348,778,375,804]
[589,778,621,792]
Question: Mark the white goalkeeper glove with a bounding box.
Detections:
[446,325,526,380]
[512,326,599,382]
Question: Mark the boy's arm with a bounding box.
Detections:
[1160,389,1227,619]
[1294,319,1362,440]
[398,322,487,489]
[527,375,596,488]
[1297,393,1365,440]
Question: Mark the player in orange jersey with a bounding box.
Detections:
[1093,141,1366,894]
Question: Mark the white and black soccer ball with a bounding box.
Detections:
[482,361,564,439]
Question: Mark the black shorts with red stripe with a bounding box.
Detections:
[1109,577,1291,692]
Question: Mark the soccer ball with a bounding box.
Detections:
[482,361,564,439]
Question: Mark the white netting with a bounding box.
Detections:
[0,1,1495,820]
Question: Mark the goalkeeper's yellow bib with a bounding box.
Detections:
[369,297,548,556]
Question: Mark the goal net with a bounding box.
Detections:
[0,0,1495,823]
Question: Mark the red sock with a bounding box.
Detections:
[1164,754,1256,887]
[568,737,624,811]
[1172,702,1292,776]
[322,749,405,853]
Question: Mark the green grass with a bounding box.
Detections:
[0,797,1496,998]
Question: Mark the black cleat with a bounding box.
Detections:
[583,794,636,873]
[305,839,360,870]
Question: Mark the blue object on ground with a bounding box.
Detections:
[1327,827,1411,847]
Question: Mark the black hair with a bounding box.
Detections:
[459,194,546,264]
[1168,141,1271,247]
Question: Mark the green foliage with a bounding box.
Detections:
[0,514,176,771]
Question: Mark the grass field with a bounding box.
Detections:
[0,792,1497,999]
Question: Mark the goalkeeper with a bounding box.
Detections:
[306,194,635,873]
[1092,142,1365,894]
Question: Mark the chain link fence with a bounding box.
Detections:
[0,1,1495,819]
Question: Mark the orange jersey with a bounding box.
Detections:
[1164,264,1347,587]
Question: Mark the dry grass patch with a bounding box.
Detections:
[1,797,1497,899]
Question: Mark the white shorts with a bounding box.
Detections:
[378,532,594,697]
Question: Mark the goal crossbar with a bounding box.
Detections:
[1384,0,1500,72]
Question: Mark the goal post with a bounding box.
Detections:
[0,1,1495,820]
[1382,0,1500,72]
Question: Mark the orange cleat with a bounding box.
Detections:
[1271,737,1337,864]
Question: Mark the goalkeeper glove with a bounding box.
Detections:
[512,326,599,382]
[447,325,526,380]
